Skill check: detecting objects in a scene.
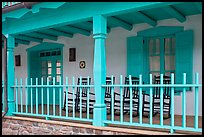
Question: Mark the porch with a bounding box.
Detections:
[2,2,202,135]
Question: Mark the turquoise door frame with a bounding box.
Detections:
[27,42,64,106]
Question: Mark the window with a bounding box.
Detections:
[148,36,176,78]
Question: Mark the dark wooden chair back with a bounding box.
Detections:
[123,76,140,99]
[153,75,171,98]
[76,77,91,98]
[105,77,115,98]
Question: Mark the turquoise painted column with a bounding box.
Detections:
[6,35,15,116]
[93,15,107,126]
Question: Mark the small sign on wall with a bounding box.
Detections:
[79,61,86,69]
[15,55,21,66]
[69,48,76,62]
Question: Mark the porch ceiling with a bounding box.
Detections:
[2,2,202,47]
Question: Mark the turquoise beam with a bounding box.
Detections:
[6,35,15,116]
[27,32,58,41]
[136,11,157,26]
[42,28,73,38]
[162,5,186,23]
[194,2,202,13]
[93,15,107,127]
[109,16,133,31]
[63,25,91,36]
[15,38,30,45]
[14,34,43,43]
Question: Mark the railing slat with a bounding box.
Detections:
[129,75,133,123]
[182,73,186,128]
[72,77,75,118]
[87,76,90,119]
[139,75,143,124]
[36,78,38,114]
[31,78,33,114]
[2,81,4,112]
[25,78,28,113]
[53,77,56,116]
[79,77,82,119]
[194,73,199,129]
[20,78,23,113]
[170,73,175,133]
[47,77,49,116]
[160,74,163,126]
[149,74,153,125]
[41,77,44,115]
[66,77,68,117]
[59,77,62,117]
[111,75,114,122]
[16,79,18,112]
[120,75,123,123]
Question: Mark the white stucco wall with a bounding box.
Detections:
[2,14,202,116]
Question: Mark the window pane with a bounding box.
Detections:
[165,38,171,54]
[56,60,61,67]
[171,37,176,54]
[48,76,52,83]
[155,38,160,54]
[48,61,52,67]
[56,75,61,82]
[56,68,61,74]
[149,56,160,71]
[48,68,52,75]
[41,61,46,68]
[149,39,154,55]
[42,68,46,75]
[165,55,175,70]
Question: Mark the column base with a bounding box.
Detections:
[93,104,107,126]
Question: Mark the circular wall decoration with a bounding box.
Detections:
[79,61,86,69]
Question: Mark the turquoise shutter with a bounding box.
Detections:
[127,36,144,78]
[175,30,193,91]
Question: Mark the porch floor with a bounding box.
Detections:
[15,105,202,135]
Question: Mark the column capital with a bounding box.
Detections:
[93,15,107,35]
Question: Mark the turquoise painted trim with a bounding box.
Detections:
[160,38,165,74]
[194,2,202,13]
[162,6,186,23]
[103,121,202,133]
[129,75,133,123]
[93,15,107,127]
[3,2,181,35]
[14,34,43,43]
[26,42,64,52]
[139,75,143,124]
[6,35,15,116]
[42,28,73,38]
[63,25,91,36]
[109,16,133,31]
[15,39,30,45]
[119,75,123,123]
[149,74,153,125]
[136,11,157,26]
[12,112,93,122]
[175,30,193,85]
[137,26,184,37]
[27,32,58,41]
